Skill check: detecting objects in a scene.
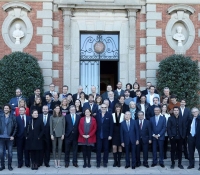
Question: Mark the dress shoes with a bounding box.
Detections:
[103,163,107,168]
[25,165,30,168]
[125,165,130,169]
[96,164,100,168]
[143,164,149,168]
[18,165,22,168]
[136,163,141,167]
[178,164,184,169]
[151,163,157,167]
[73,163,79,168]
[65,163,69,168]
[45,164,50,167]
[0,166,5,171]
[8,165,13,171]
[132,166,135,169]
[187,165,194,169]
[88,163,91,168]
[198,167,200,171]
[170,164,175,169]
[83,163,87,168]
[159,164,165,168]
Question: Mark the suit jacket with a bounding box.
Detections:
[65,114,81,139]
[121,103,129,114]
[167,115,185,139]
[137,119,151,144]
[28,95,46,108]
[96,112,113,139]
[101,91,109,101]
[82,102,98,115]
[136,102,150,119]
[179,107,191,136]
[150,115,166,140]
[44,101,56,114]
[187,115,200,148]
[114,89,125,100]
[120,119,139,145]
[146,93,160,105]
[39,114,51,140]
[16,115,31,138]
[147,104,161,120]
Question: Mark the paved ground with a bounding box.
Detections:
[0,162,199,175]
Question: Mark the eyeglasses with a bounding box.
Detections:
[101,107,107,109]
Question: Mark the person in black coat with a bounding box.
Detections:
[167,107,185,169]
[44,93,56,114]
[136,111,151,168]
[25,109,44,170]
[16,107,31,168]
[147,97,161,120]
[136,95,150,120]
[28,88,45,108]
[118,95,129,114]
[96,104,113,168]
[38,105,51,167]
[179,99,191,159]
[187,107,200,170]
[30,97,43,115]
[82,94,98,117]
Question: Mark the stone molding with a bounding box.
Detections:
[2,2,33,52]
[165,5,195,54]
[146,0,200,4]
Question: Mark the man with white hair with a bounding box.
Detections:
[187,107,200,171]
[90,86,99,100]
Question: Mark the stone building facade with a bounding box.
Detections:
[0,0,200,94]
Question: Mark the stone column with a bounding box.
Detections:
[62,7,73,91]
[127,9,137,83]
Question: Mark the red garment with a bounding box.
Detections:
[15,107,30,116]
[78,116,97,144]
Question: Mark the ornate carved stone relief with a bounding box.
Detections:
[165,5,195,54]
[2,2,33,52]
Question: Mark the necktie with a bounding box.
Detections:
[72,114,75,125]
[140,120,142,130]
[118,91,120,96]
[44,115,47,125]
[156,116,158,126]
[191,118,196,136]
[21,115,25,127]
[127,121,130,131]
[90,104,93,110]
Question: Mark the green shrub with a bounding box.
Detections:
[156,54,200,108]
[0,52,44,106]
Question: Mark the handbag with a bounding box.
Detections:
[52,117,60,137]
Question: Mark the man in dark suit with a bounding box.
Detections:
[114,82,125,100]
[101,85,113,101]
[121,111,139,169]
[187,107,200,170]
[136,95,150,120]
[28,87,45,108]
[179,99,191,159]
[96,103,113,168]
[150,107,166,168]
[82,94,98,117]
[167,107,185,169]
[147,97,161,120]
[44,93,56,114]
[38,105,51,167]
[72,85,88,103]
[9,88,26,114]
[65,105,81,168]
[118,95,129,114]
[16,107,31,168]
[90,86,99,100]
[136,111,151,168]
[108,91,116,112]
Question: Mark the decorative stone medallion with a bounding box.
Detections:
[94,41,105,54]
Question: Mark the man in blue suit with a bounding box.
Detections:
[150,107,166,168]
[9,88,26,115]
[136,111,152,168]
[16,107,31,168]
[96,103,113,168]
[82,94,98,117]
[121,111,139,169]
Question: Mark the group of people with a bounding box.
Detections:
[0,81,199,171]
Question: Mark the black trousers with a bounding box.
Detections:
[170,138,182,164]
[136,138,149,165]
[39,138,51,165]
[82,145,92,164]
[182,137,188,158]
[30,150,40,165]
[188,135,200,167]
[16,137,30,166]
[164,136,168,156]
[96,138,109,164]
[65,138,78,164]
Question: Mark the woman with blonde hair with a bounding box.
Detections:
[15,99,30,116]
